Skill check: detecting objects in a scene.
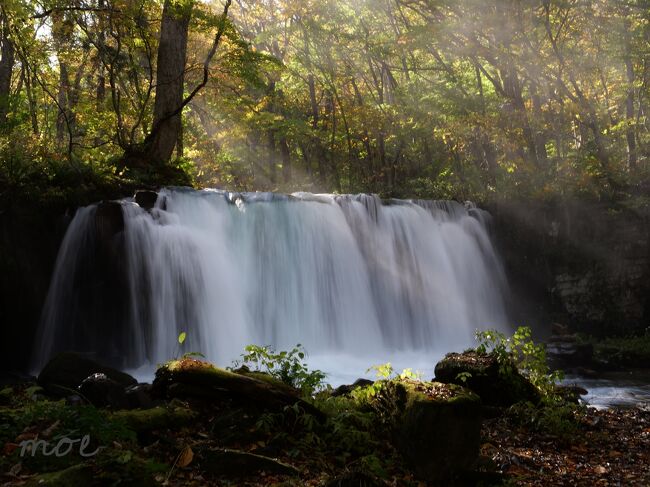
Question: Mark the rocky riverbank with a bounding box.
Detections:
[3,336,649,486]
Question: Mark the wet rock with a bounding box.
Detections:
[434,351,540,407]
[381,380,482,483]
[331,378,374,397]
[38,352,137,397]
[78,373,129,409]
[134,190,159,210]
[201,448,299,477]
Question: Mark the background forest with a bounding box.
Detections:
[1,0,650,201]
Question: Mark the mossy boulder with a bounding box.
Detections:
[434,351,540,407]
[110,405,196,433]
[38,352,136,397]
[376,380,481,483]
[229,365,301,397]
[153,358,324,420]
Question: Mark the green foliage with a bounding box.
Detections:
[475,326,563,395]
[475,327,585,441]
[455,371,472,384]
[3,0,650,198]
[0,397,137,474]
[593,333,650,367]
[231,344,326,396]
[507,398,586,441]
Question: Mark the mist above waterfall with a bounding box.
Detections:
[34,188,510,381]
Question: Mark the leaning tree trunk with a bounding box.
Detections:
[144,0,192,165]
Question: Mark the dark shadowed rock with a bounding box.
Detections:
[78,373,129,408]
[38,352,136,396]
[134,190,159,210]
[434,351,540,407]
[379,380,482,483]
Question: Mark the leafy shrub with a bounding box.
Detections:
[231,344,326,396]
[475,326,563,395]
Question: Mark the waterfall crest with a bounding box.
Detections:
[33,188,510,373]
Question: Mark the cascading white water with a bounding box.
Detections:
[34,188,511,382]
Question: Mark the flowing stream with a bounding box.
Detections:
[33,188,511,380]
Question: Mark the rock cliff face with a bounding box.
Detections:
[489,198,650,336]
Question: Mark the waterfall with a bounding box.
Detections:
[33,188,510,380]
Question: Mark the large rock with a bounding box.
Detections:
[78,373,129,409]
[379,380,482,483]
[38,352,137,396]
[153,358,324,420]
[434,351,540,407]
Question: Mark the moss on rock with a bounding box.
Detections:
[110,405,196,433]
[434,351,540,407]
[372,379,481,483]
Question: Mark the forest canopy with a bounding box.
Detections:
[1,0,649,201]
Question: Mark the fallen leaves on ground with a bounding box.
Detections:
[482,406,650,486]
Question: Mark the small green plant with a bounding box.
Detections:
[456,371,472,384]
[475,326,563,395]
[231,344,326,396]
[172,331,204,360]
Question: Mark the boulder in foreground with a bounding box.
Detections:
[38,352,137,396]
[375,379,482,483]
[434,350,540,407]
[153,357,324,420]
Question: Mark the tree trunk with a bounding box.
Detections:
[623,16,637,171]
[280,136,290,183]
[56,62,70,145]
[144,0,192,165]
[25,68,38,134]
[0,14,14,129]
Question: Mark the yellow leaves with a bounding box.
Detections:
[177,445,194,468]
[593,464,609,475]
